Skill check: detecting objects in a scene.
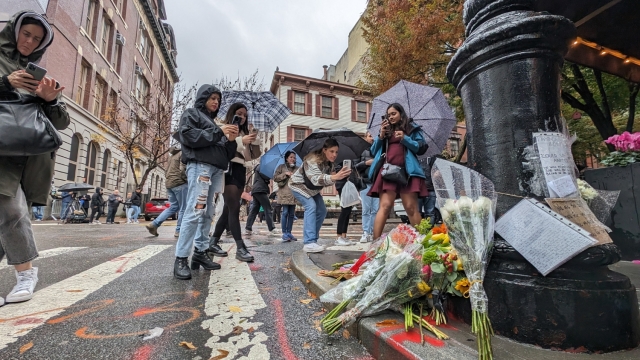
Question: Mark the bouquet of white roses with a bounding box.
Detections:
[432,159,497,360]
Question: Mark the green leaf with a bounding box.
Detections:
[446,272,459,283]
[431,263,446,274]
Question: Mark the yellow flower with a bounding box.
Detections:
[417,281,431,294]
[457,260,464,271]
[455,278,470,294]
[442,234,450,244]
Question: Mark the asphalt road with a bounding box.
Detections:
[0,219,374,360]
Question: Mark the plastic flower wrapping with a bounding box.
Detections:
[431,158,497,360]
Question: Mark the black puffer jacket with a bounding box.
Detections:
[90,188,105,207]
[173,84,237,170]
[130,191,142,206]
[251,165,271,194]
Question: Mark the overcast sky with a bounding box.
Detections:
[163,0,367,90]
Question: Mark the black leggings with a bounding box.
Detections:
[213,184,246,248]
[336,188,352,234]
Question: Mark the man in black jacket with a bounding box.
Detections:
[89,187,105,224]
[244,165,279,236]
[127,187,142,224]
[106,190,123,224]
[172,84,239,279]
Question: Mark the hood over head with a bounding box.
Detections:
[194,84,222,119]
[0,10,54,66]
[95,187,102,194]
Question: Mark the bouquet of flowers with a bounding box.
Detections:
[601,132,640,167]
[432,159,497,360]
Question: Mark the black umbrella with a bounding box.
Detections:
[292,129,371,165]
[57,182,94,192]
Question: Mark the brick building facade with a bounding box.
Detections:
[1,0,179,216]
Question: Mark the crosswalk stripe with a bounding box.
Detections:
[0,247,87,270]
[201,244,270,359]
[0,245,170,350]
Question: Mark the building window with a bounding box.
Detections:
[321,96,333,118]
[114,43,123,73]
[67,134,81,181]
[137,117,147,145]
[116,0,126,16]
[85,1,98,40]
[293,128,307,142]
[116,160,123,189]
[106,90,118,121]
[449,138,460,157]
[352,100,370,123]
[135,73,150,105]
[93,76,106,118]
[100,149,111,188]
[84,141,99,186]
[293,92,306,114]
[100,16,111,55]
[76,62,90,108]
[139,30,152,64]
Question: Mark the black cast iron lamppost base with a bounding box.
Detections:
[446,0,640,352]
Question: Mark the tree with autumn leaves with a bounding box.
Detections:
[359,0,465,118]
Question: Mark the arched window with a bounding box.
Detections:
[84,141,99,186]
[155,175,160,197]
[67,134,82,181]
[100,149,111,188]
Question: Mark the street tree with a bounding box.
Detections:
[359,0,465,119]
[214,68,265,92]
[101,81,196,189]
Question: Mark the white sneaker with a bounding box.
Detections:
[335,237,353,246]
[243,229,252,236]
[360,232,370,243]
[93,220,101,224]
[6,267,38,303]
[134,220,139,224]
[270,229,282,236]
[368,234,374,242]
[303,243,325,253]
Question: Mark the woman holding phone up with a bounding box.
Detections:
[289,139,351,253]
[0,11,69,305]
[368,103,428,240]
[209,103,262,262]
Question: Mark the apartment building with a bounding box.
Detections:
[267,70,373,199]
[2,0,179,214]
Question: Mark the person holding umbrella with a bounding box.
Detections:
[369,103,428,239]
[273,150,299,241]
[208,102,261,263]
[290,139,352,253]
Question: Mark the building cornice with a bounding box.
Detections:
[270,70,371,99]
[139,0,178,82]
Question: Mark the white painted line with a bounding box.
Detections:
[0,245,170,350]
[201,244,270,359]
[0,247,88,270]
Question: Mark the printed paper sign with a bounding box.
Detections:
[495,199,597,276]
[545,198,612,245]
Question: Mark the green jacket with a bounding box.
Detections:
[165,146,187,189]
[0,11,70,205]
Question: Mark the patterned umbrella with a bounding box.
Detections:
[218,91,291,132]
[368,80,457,158]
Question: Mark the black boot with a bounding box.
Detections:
[191,250,221,270]
[236,246,254,263]
[207,237,228,257]
[174,257,191,280]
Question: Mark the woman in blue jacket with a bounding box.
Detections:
[368,103,428,239]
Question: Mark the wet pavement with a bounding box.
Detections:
[0,219,374,360]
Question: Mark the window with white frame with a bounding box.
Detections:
[293,91,306,114]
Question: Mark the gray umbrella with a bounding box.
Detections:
[368,80,457,158]
[57,182,94,192]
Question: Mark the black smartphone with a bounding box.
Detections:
[232,115,242,125]
[26,62,47,81]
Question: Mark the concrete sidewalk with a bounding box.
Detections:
[291,248,640,360]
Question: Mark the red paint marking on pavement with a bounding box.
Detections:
[132,344,155,360]
[13,317,43,325]
[249,263,262,271]
[110,256,133,273]
[390,328,445,348]
[132,307,155,317]
[272,299,299,360]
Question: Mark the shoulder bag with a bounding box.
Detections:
[300,164,326,191]
[0,92,62,156]
[381,139,408,186]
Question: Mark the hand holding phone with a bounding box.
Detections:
[26,62,47,81]
[343,159,351,169]
[232,115,242,126]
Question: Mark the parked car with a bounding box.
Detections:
[144,198,176,221]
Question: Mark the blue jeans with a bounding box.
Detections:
[360,185,379,234]
[281,204,295,233]
[423,192,437,225]
[127,205,140,221]
[153,183,187,232]
[292,192,327,245]
[32,206,43,220]
[175,162,224,257]
[60,201,71,219]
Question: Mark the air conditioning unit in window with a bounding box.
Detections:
[115,31,126,46]
[139,19,146,30]
[134,64,143,75]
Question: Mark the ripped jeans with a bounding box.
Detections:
[175,162,224,258]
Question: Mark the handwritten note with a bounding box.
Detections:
[533,133,578,198]
[545,198,612,245]
[495,199,597,276]
[547,175,578,198]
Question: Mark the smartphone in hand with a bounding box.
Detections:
[232,115,242,125]
[26,62,47,81]
[343,159,351,169]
